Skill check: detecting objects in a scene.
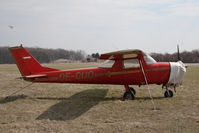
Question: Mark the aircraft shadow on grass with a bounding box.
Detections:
[0,89,165,121]
[36,89,109,121]
[36,88,165,121]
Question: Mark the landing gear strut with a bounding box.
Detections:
[164,88,173,98]
[123,85,136,100]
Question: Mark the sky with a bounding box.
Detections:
[0,0,199,54]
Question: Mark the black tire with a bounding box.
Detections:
[164,90,173,98]
[123,91,135,100]
[130,87,136,95]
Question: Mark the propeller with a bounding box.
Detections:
[177,44,180,61]
[177,44,188,68]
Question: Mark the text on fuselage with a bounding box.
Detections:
[59,71,94,81]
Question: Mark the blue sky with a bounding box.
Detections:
[0,0,199,54]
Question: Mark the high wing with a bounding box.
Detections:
[99,49,145,60]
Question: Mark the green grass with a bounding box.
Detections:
[0,64,198,133]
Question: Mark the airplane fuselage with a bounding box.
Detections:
[27,62,170,86]
[9,45,186,99]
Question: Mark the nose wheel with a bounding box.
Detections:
[123,85,136,100]
[164,89,173,98]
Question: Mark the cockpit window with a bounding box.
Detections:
[99,60,115,68]
[144,54,157,65]
[123,59,140,69]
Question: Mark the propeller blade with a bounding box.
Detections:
[177,45,180,61]
[177,45,188,68]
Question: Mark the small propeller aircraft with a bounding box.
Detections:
[9,45,186,100]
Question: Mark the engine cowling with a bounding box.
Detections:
[166,61,186,88]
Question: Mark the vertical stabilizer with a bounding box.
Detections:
[9,45,58,76]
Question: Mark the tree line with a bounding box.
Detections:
[0,46,198,64]
[0,46,86,64]
[150,50,199,63]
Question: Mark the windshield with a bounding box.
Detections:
[99,60,115,68]
[144,54,157,65]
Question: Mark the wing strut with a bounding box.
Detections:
[139,60,156,110]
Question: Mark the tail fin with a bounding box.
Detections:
[9,45,58,76]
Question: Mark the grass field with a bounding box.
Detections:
[0,63,198,133]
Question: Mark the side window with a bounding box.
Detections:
[99,60,115,68]
[123,59,140,69]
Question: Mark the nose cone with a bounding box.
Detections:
[166,61,186,87]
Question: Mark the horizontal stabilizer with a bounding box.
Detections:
[21,74,47,79]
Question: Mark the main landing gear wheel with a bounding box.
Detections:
[130,87,136,95]
[122,85,136,100]
[123,90,135,100]
[164,90,173,98]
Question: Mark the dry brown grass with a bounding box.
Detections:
[0,63,198,133]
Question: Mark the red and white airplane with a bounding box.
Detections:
[9,45,186,100]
